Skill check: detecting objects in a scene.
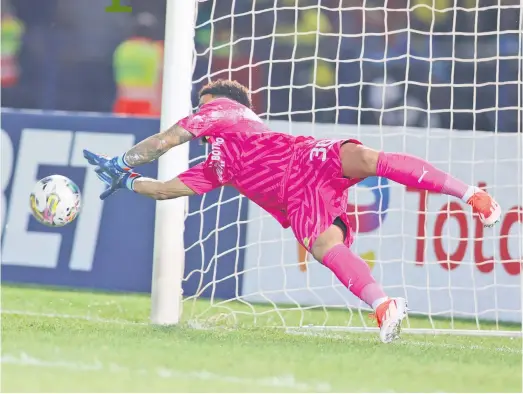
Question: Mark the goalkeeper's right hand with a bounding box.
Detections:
[83,150,142,200]
[98,153,133,175]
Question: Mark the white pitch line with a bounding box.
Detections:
[3,309,521,355]
[286,330,523,354]
[1,352,332,392]
[1,310,147,325]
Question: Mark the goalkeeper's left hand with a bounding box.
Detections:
[83,150,142,200]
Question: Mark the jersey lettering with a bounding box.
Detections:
[310,147,327,162]
[309,140,336,162]
[210,137,226,182]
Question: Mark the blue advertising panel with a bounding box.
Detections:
[1,110,246,299]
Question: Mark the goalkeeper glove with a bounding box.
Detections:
[83,149,142,200]
[96,152,133,174]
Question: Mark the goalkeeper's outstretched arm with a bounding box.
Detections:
[131,176,196,200]
[83,123,196,200]
[122,124,193,167]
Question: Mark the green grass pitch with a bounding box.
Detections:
[1,284,521,392]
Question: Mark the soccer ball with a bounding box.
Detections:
[29,175,82,227]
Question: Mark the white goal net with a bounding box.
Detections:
[182,0,522,337]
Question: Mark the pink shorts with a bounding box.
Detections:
[284,138,362,251]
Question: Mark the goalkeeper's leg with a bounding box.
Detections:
[311,224,407,344]
[340,143,502,227]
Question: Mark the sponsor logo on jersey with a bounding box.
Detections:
[210,137,226,182]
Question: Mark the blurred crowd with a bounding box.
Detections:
[1,0,521,132]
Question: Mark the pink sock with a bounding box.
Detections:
[322,244,387,308]
[376,152,471,200]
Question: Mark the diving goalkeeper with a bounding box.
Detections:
[84,80,501,343]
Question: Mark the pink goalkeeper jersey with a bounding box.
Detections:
[178,98,364,250]
[178,97,305,227]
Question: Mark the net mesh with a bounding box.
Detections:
[182,0,522,335]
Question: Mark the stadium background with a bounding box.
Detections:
[1,0,521,133]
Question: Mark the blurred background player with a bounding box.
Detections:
[1,0,24,107]
[112,12,163,117]
[84,80,502,343]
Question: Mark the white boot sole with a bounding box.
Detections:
[379,298,408,344]
[481,203,502,227]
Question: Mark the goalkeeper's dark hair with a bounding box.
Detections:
[199,80,252,109]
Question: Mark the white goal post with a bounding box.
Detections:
[151,0,196,325]
[154,0,522,337]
